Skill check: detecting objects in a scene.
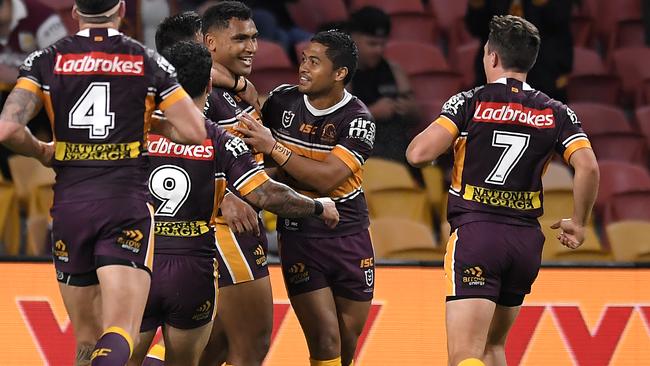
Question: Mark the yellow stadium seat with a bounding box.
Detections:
[362,158,418,192]
[421,164,445,217]
[541,189,574,221]
[0,179,20,255]
[606,221,650,262]
[7,155,55,215]
[25,215,50,256]
[366,188,432,226]
[540,219,613,262]
[542,162,573,191]
[370,217,443,261]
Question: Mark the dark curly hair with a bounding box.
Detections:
[311,30,359,85]
[161,41,212,99]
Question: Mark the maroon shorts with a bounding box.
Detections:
[51,198,155,280]
[214,222,269,287]
[444,221,544,305]
[279,230,375,302]
[141,254,217,331]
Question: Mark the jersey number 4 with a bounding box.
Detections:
[485,130,530,185]
[149,165,191,216]
[68,82,115,139]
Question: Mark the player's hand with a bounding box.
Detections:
[237,79,261,112]
[316,197,339,229]
[235,112,275,154]
[550,218,585,249]
[37,141,54,167]
[370,97,396,120]
[221,192,261,237]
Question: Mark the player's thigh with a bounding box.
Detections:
[58,282,102,341]
[486,305,521,346]
[445,298,496,359]
[290,288,341,352]
[163,321,214,366]
[128,329,157,366]
[216,276,273,346]
[214,223,269,287]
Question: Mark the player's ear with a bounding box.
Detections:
[491,51,499,69]
[118,1,126,18]
[71,5,79,21]
[204,33,217,53]
[335,66,348,83]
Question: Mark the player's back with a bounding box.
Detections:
[438,78,590,228]
[17,28,184,204]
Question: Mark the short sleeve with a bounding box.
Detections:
[15,49,49,97]
[148,50,188,111]
[439,89,476,137]
[211,124,269,196]
[555,105,592,162]
[331,115,375,173]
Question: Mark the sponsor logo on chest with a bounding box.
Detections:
[148,134,214,160]
[54,52,144,76]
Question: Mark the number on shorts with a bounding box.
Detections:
[148,165,191,216]
[485,131,530,185]
[69,82,115,139]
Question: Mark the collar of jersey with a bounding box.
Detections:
[76,28,122,37]
[0,0,27,46]
[303,89,352,117]
[494,77,533,91]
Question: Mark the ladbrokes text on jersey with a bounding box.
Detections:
[54,52,144,76]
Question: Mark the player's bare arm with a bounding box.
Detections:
[236,113,353,195]
[551,147,599,249]
[161,96,207,144]
[406,120,456,168]
[244,180,339,228]
[221,191,261,236]
[0,87,53,165]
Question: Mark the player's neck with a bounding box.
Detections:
[490,71,527,84]
[79,21,121,31]
[306,87,345,110]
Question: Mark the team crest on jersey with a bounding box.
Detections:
[442,93,465,116]
[21,49,44,70]
[365,268,374,287]
[282,110,296,128]
[321,123,337,143]
[223,92,237,108]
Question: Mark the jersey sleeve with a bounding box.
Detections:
[554,105,592,162]
[211,123,270,196]
[331,114,376,173]
[148,50,188,111]
[15,48,50,97]
[438,89,476,137]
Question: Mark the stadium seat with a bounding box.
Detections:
[410,71,464,106]
[610,47,650,105]
[451,40,481,89]
[428,0,468,35]
[597,0,642,49]
[286,0,348,33]
[571,14,595,48]
[567,74,622,105]
[595,160,650,216]
[589,133,648,166]
[603,191,650,226]
[7,156,55,214]
[610,19,646,52]
[541,189,574,221]
[421,165,445,219]
[248,68,297,96]
[384,41,449,75]
[635,79,650,106]
[254,40,293,70]
[389,13,437,43]
[370,217,443,261]
[0,178,20,255]
[350,0,425,14]
[606,221,650,262]
[540,218,611,262]
[568,103,632,136]
[542,162,573,192]
[26,215,50,256]
[571,47,606,76]
[413,99,447,137]
[366,188,432,226]
[363,158,418,192]
[635,106,650,147]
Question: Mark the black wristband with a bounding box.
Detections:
[313,199,324,216]
[232,75,241,91]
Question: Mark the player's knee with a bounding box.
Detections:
[308,331,340,358]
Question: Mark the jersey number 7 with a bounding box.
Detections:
[485,130,530,185]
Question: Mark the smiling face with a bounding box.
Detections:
[298,41,346,96]
[205,18,258,77]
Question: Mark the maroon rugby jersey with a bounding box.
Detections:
[436,78,592,228]
[262,85,375,237]
[147,119,269,256]
[16,27,188,203]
